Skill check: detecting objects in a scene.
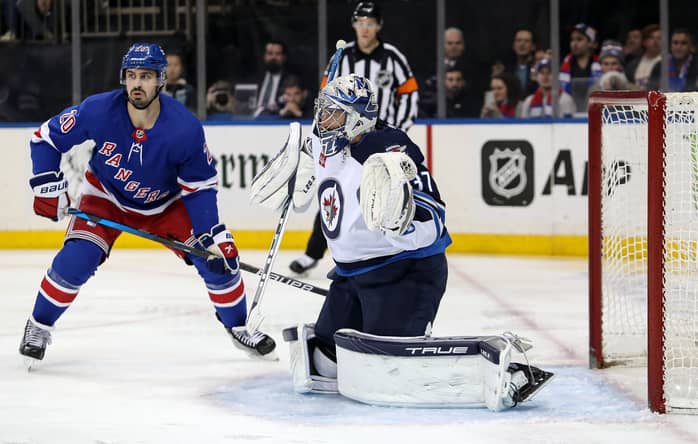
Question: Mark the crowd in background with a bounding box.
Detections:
[1,0,697,122]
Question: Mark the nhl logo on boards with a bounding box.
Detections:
[481,140,534,206]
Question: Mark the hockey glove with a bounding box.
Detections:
[196,223,240,274]
[249,122,316,212]
[29,171,70,222]
[360,152,418,237]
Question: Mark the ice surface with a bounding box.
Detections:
[0,250,697,443]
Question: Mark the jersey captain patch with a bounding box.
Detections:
[318,179,344,239]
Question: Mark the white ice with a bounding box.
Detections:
[1,249,697,444]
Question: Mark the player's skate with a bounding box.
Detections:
[289,254,318,275]
[225,326,278,361]
[19,318,53,370]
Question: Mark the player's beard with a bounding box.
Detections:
[127,87,158,110]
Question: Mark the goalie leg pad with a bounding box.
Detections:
[334,328,487,407]
[333,329,553,411]
[282,324,338,394]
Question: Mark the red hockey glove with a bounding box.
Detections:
[29,171,70,222]
[196,223,240,274]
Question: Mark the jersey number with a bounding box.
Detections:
[412,171,433,192]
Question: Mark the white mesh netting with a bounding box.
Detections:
[661,93,698,410]
[600,92,698,411]
[601,102,649,364]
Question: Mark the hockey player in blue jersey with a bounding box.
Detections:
[251,74,553,410]
[19,43,276,366]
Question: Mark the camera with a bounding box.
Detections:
[214,90,229,106]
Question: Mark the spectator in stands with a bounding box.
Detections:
[163,52,195,111]
[626,24,661,90]
[254,40,294,117]
[534,48,553,65]
[444,27,466,68]
[257,75,312,119]
[560,23,601,113]
[503,28,538,96]
[206,80,234,120]
[277,76,312,118]
[443,66,477,118]
[623,28,643,67]
[648,28,698,92]
[1,0,19,41]
[480,72,522,118]
[2,0,52,41]
[588,40,635,96]
[520,58,575,118]
[420,26,481,118]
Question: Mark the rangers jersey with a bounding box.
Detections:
[310,122,451,276]
[29,89,219,234]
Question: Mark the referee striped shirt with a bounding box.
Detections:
[321,40,419,131]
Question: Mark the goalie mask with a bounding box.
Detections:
[315,74,379,156]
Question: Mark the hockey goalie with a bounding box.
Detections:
[250,73,553,411]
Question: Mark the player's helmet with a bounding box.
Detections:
[351,1,383,26]
[315,73,379,156]
[120,43,167,86]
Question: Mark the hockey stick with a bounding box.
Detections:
[245,39,347,333]
[67,208,328,296]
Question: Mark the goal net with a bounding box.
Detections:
[588,90,698,414]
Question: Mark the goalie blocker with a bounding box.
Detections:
[283,325,554,412]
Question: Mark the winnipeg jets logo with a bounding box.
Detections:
[318,180,344,239]
[323,193,339,227]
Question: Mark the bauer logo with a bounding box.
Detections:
[481,140,534,206]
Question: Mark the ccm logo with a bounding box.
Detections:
[404,346,469,355]
[40,182,67,194]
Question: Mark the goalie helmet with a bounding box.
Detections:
[120,43,167,86]
[315,73,379,156]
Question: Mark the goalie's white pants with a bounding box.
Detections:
[283,324,534,411]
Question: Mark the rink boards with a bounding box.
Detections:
[0,119,590,255]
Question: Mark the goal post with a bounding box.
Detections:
[588,90,698,414]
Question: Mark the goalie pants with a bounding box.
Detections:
[314,253,447,350]
[30,195,247,328]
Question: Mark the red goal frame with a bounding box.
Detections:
[587,90,667,413]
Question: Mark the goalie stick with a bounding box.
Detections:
[67,208,328,296]
[245,39,347,334]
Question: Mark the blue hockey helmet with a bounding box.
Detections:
[314,73,379,156]
[120,43,167,86]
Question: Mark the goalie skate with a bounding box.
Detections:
[508,363,555,404]
[226,326,278,361]
[19,318,52,370]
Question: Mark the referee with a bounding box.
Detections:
[290,1,419,274]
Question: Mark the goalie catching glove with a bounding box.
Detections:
[196,223,240,275]
[30,171,70,222]
[249,122,315,212]
[359,152,418,237]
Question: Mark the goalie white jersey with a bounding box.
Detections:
[309,122,451,276]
